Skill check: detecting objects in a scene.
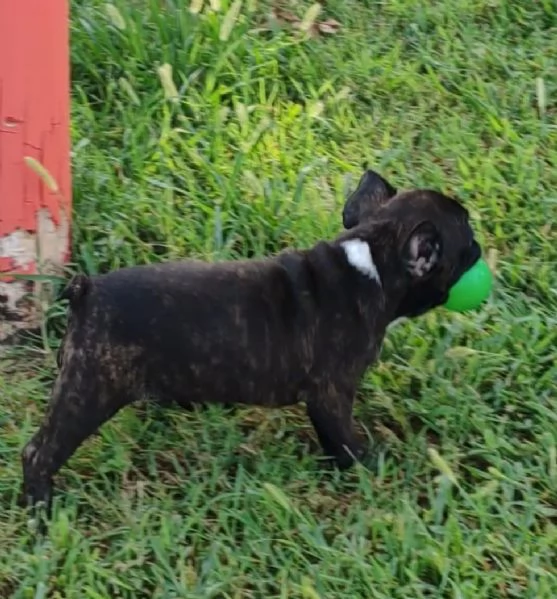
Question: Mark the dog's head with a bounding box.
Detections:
[342,169,482,318]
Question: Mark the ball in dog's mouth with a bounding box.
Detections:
[444,258,493,312]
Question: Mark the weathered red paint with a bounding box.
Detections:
[0,0,72,268]
[0,0,71,340]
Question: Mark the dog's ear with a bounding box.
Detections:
[402,221,442,279]
[343,170,397,229]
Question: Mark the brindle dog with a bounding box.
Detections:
[20,169,482,513]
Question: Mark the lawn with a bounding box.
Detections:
[1,0,557,597]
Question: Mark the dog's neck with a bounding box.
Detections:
[331,220,412,323]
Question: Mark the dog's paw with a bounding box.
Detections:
[326,442,366,471]
[18,481,53,537]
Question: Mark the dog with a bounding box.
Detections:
[20,169,482,512]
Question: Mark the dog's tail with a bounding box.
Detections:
[56,274,92,369]
[58,274,91,308]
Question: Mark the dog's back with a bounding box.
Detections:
[55,254,367,410]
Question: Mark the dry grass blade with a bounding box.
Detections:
[269,2,341,37]
[220,0,243,42]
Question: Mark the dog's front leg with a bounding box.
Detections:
[306,385,364,470]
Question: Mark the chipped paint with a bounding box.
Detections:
[0,230,36,269]
[0,209,69,342]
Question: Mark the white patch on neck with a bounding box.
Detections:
[341,239,381,285]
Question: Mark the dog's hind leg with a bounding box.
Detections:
[20,355,136,515]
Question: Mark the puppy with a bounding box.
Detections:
[20,169,482,511]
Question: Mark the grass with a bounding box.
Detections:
[1,0,557,596]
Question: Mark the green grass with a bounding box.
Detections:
[2,0,557,596]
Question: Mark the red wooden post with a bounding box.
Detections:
[0,0,72,342]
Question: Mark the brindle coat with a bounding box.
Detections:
[20,170,482,513]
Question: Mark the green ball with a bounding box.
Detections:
[443,258,493,312]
